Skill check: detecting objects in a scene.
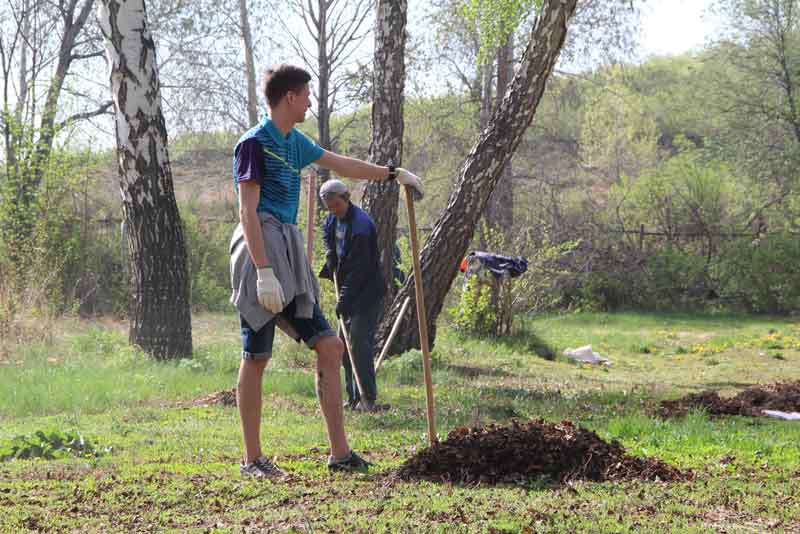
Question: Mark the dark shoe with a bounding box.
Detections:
[327,450,372,472]
[354,400,391,413]
[240,456,286,479]
[343,399,358,411]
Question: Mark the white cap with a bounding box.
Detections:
[319,178,349,200]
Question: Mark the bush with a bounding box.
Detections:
[715,234,800,313]
[0,147,117,317]
[182,211,232,312]
[449,276,496,337]
[644,247,710,308]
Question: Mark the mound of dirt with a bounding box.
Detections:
[179,388,237,408]
[659,381,800,418]
[396,419,688,485]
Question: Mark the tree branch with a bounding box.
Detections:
[56,100,112,128]
[70,49,104,61]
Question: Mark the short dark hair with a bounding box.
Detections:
[261,64,312,108]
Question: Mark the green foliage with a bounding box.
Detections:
[459,0,541,64]
[573,272,632,312]
[181,211,231,312]
[566,147,767,311]
[0,144,109,317]
[580,71,659,180]
[402,94,478,224]
[449,276,497,336]
[715,234,800,313]
[646,247,710,307]
[613,146,744,236]
[511,231,581,314]
[0,429,107,461]
[624,54,712,139]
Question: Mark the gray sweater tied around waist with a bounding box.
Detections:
[230,212,320,337]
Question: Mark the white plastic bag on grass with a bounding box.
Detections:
[762,410,800,421]
[563,344,610,366]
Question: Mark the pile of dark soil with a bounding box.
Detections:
[659,381,800,418]
[178,388,237,408]
[396,419,689,485]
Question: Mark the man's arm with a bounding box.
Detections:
[316,150,425,199]
[235,139,284,313]
[316,150,389,181]
[239,180,285,313]
[239,180,269,268]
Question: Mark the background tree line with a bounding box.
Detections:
[2,0,800,358]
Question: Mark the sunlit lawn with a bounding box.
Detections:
[1,311,799,533]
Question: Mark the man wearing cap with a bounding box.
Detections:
[229,64,424,478]
[319,179,386,412]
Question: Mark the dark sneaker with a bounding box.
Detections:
[327,450,372,473]
[343,399,358,411]
[240,456,286,479]
[354,400,391,413]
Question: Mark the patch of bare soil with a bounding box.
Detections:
[178,388,237,408]
[396,419,689,485]
[659,381,800,418]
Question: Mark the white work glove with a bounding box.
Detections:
[397,168,424,201]
[256,267,285,314]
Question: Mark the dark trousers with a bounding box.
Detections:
[340,296,383,404]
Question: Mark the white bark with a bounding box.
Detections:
[98,0,192,359]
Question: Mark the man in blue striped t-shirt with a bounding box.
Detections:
[231,64,424,479]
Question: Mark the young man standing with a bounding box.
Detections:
[229,64,423,478]
[319,179,386,412]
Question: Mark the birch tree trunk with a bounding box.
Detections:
[361,0,407,300]
[377,0,578,355]
[239,0,259,126]
[98,0,192,359]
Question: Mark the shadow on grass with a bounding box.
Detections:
[444,364,511,378]
[451,327,557,361]
[501,328,558,360]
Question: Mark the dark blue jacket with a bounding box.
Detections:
[319,203,385,316]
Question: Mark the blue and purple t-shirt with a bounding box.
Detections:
[233,117,324,224]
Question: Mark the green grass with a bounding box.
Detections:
[1,311,800,532]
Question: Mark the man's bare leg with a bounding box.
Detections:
[314,336,350,459]
[237,357,269,463]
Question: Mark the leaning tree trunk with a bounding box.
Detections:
[98,0,192,359]
[361,0,407,302]
[377,0,578,355]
